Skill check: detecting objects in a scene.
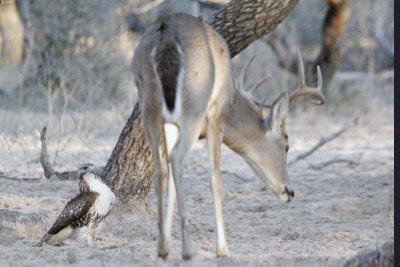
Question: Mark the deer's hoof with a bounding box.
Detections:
[217,247,230,258]
[158,251,169,260]
[182,252,193,261]
[158,242,170,260]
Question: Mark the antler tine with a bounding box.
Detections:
[311,65,324,104]
[289,49,326,105]
[248,74,271,95]
[238,55,256,92]
[297,49,306,88]
[243,74,272,108]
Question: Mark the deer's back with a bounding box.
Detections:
[132,13,232,123]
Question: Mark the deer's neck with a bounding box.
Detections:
[222,92,264,155]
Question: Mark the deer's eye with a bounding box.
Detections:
[285,145,289,152]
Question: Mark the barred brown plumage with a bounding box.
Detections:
[34,163,116,247]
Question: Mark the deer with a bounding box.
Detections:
[131,12,324,260]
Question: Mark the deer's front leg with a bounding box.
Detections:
[206,118,230,257]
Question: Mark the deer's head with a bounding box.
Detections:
[224,50,324,203]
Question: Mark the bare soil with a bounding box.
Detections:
[0,102,393,266]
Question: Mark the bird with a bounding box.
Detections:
[34,163,116,247]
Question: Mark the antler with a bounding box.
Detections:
[237,56,271,107]
[237,55,255,92]
[238,50,325,109]
[289,49,325,105]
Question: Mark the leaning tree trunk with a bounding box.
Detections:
[102,104,154,200]
[207,0,299,58]
[40,0,300,203]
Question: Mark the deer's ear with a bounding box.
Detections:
[269,93,288,136]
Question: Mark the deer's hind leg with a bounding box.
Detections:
[169,114,206,260]
[142,105,170,259]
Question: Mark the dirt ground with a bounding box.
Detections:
[0,83,394,266]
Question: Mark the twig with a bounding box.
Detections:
[335,70,394,82]
[190,0,226,9]
[367,17,394,58]
[52,77,79,166]
[288,117,359,167]
[221,170,253,183]
[131,0,165,13]
[12,133,33,178]
[59,111,82,153]
[52,116,63,166]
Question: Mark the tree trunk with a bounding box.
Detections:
[0,0,24,64]
[308,0,352,91]
[40,0,299,203]
[267,0,352,91]
[102,103,154,200]
[207,0,299,58]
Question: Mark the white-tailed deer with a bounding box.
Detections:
[132,12,324,260]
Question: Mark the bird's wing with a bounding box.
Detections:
[46,192,99,235]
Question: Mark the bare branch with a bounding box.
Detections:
[368,18,394,57]
[0,174,42,182]
[310,158,358,170]
[39,126,104,180]
[288,117,359,167]
[131,0,166,14]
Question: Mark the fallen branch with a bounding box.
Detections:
[221,170,253,183]
[288,117,359,167]
[310,158,358,170]
[40,126,104,180]
[0,174,42,182]
[343,241,393,267]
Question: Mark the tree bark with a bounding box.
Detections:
[207,0,299,58]
[40,0,299,203]
[102,103,154,200]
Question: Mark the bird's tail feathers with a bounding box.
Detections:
[33,234,51,247]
